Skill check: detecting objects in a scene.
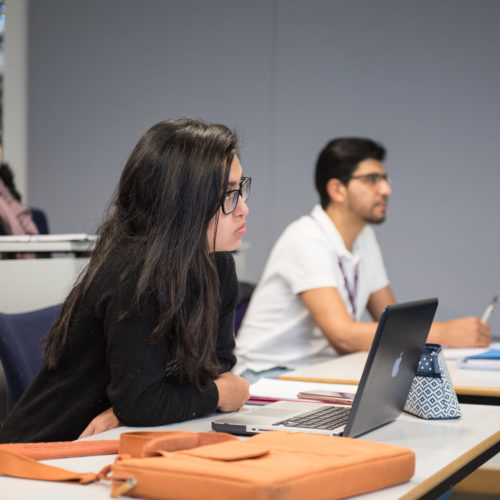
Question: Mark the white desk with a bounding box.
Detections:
[0,257,90,313]
[279,349,500,401]
[0,234,96,254]
[0,404,498,500]
[0,235,96,313]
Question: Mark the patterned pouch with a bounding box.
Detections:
[404,343,461,419]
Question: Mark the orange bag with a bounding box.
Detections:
[0,430,415,499]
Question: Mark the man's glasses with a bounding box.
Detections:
[221,177,251,215]
[345,173,391,187]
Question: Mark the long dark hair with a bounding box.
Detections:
[43,118,239,387]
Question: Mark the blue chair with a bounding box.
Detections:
[30,207,51,258]
[235,281,255,335]
[0,304,62,412]
[29,207,50,235]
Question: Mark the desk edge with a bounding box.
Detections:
[399,430,500,500]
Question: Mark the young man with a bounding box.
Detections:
[235,138,490,381]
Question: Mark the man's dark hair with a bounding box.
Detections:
[315,137,386,209]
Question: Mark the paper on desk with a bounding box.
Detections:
[249,378,358,402]
[457,349,500,371]
[444,341,500,361]
[443,347,489,361]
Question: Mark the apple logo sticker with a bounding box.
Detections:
[392,351,404,377]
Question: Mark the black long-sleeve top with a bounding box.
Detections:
[0,251,238,443]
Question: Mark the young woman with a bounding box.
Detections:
[0,118,251,443]
[0,133,39,240]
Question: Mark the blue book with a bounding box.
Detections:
[458,349,500,371]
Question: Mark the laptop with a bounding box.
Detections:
[212,298,438,438]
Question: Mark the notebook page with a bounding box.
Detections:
[444,341,500,361]
[250,378,358,401]
[457,348,500,371]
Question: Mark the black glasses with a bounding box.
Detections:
[221,177,251,215]
[345,173,391,187]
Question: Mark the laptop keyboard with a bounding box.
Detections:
[272,405,351,430]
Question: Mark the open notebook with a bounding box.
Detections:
[248,378,357,404]
[213,298,438,438]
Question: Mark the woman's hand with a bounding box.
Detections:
[214,372,250,412]
[78,407,121,439]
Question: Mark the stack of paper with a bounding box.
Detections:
[457,349,500,371]
[249,378,358,403]
[443,347,491,361]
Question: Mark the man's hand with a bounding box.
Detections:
[78,407,121,439]
[214,372,249,412]
[429,317,491,347]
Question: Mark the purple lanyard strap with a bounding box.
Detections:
[309,211,360,318]
[338,259,359,318]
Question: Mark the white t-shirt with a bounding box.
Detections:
[234,204,389,374]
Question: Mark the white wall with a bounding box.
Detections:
[8,0,500,333]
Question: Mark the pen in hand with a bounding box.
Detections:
[481,295,497,323]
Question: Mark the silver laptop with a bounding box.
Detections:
[212,298,438,438]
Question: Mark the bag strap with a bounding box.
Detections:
[127,431,239,457]
[119,430,238,457]
[0,447,100,484]
[0,439,119,460]
[0,431,238,486]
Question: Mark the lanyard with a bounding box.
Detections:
[309,210,360,318]
[338,259,359,319]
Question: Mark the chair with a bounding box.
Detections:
[29,207,51,258]
[29,207,50,235]
[235,281,255,334]
[0,304,62,415]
